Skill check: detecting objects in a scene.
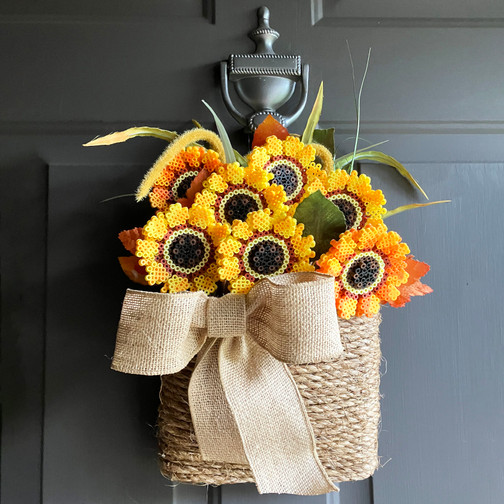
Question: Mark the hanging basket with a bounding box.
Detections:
[157,314,381,486]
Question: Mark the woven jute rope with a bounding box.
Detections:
[157,314,381,485]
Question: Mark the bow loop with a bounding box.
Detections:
[246,272,342,364]
[112,289,207,375]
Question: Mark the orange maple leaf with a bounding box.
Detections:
[390,255,433,308]
[178,168,210,207]
[118,227,144,254]
[252,114,289,149]
[118,256,149,286]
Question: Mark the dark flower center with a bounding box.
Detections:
[173,173,197,200]
[165,233,206,270]
[223,193,259,223]
[269,164,299,197]
[333,199,359,229]
[346,255,381,290]
[247,239,286,276]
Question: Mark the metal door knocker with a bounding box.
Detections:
[220,6,309,131]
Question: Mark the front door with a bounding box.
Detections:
[2,1,503,503]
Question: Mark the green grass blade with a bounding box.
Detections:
[334,150,429,199]
[334,140,388,163]
[301,82,324,145]
[384,201,451,219]
[202,100,236,164]
[83,127,177,146]
[349,47,372,172]
[99,193,136,203]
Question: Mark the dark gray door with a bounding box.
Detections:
[2,1,503,503]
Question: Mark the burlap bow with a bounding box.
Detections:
[112,272,343,495]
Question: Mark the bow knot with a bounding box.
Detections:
[206,294,246,339]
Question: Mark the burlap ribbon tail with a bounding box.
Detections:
[112,272,343,495]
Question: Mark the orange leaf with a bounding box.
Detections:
[252,114,289,149]
[390,256,432,308]
[178,168,210,207]
[118,256,149,285]
[390,280,433,308]
[403,256,430,287]
[118,227,143,254]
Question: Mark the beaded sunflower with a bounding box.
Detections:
[217,209,315,293]
[193,161,290,230]
[135,203,221,294]
[305,169,386,231]
[247,135,326,206]
[148,146,223,210]
[317,219,410,318]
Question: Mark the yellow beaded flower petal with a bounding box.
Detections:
[135,203,222,294]
[148,146,224,210]
[217,209,315,293]
[195,162,288,230]
[247,135,326,206]
[317,219,410,318]
[305,169,386,231]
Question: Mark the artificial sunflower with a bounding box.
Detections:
[305,169,386,231]
[193,161,289,230]
[217,208,315,294]
[317,219,410,318]
[247,135,326,206]
[135,203,221,294]
[148,146,223,210]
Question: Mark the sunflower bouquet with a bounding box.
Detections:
[95,115,433,318]
[87,92,443,495]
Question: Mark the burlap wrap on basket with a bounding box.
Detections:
[112,271,381,495]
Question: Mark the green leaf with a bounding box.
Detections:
[301,82,324,145]
[384,200,450,219]
[83,127,177,146]
[233,149,248,167]
[334,150,429,199]
[202,100,236,164]
[312,128,335,156]
[294,190,346,260]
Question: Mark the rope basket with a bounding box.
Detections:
[157,314,382,485]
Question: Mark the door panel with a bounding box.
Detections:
[362,161,504,504]
[313,0,504,26]
[45,164,175,503]
[1,1,503,503]
[1,155,47,504]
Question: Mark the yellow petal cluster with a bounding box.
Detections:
[216,209,315,294]
[134,203,221,294]
[317,220,410,318]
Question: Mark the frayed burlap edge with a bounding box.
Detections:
[157,314,381,485]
